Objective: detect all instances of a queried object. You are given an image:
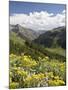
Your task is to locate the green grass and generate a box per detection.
[10,31,25,45]
[45,47,66,57]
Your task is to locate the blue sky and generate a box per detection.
[10,1,66,30]
[9,1,66,15]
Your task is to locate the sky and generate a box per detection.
[9,1,66,31]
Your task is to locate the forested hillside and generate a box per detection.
[34,26,66,49]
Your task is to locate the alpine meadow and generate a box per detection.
[9,1,66,89]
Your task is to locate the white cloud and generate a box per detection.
[10,10,66,31]
[62,10,66,14]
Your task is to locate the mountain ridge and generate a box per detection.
[10,24,66,49]
[33,26,66,49]
[10,24,46,41]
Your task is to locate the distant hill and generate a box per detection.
[10,24,44,41]
[34,26,66,49]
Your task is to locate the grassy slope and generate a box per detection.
[10,31,25,45]
[10,31,66,61]
[45,47,66,57]
[10,31,45,59]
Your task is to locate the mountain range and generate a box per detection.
[10,24,66,60]
[10,24,44,41]
[10,24,66,49]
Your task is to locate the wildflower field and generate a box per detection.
[9,54,66,88]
